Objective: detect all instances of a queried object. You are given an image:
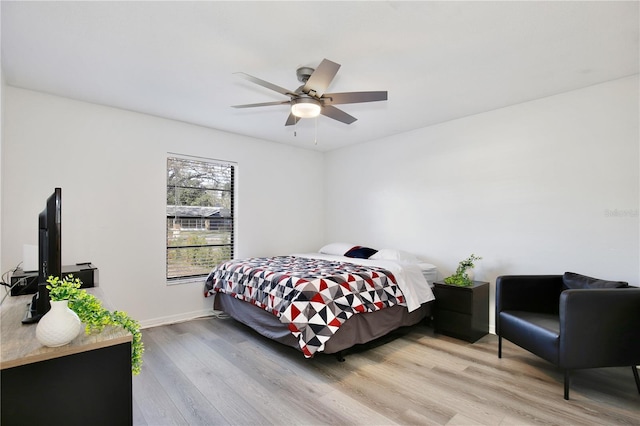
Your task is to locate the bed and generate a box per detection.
[204,243,437,358]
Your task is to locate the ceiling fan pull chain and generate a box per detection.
[314,116,318,145]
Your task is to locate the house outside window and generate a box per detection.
[166,155,234,281]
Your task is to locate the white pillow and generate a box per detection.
[370,248,420,263]
[418,262,437,271]
[318,242,356,256]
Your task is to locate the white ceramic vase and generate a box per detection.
[36,300,82,347]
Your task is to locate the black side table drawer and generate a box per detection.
[434,288,473,314]
[436,310,473,339]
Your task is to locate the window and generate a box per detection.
[166,155,234,281]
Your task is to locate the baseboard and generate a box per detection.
[139,309,215,329]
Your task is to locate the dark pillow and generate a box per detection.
[344,246,378,259]
[563,272,628,289]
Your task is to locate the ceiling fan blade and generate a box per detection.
[323,91,388,105]
[303,59,340,98]
[320,105,357,125]
[285,113,300,126]
[234,72,295,97]
[232,100,291,109]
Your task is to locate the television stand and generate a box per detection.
[21,295,38,323]
[21,293,43,324]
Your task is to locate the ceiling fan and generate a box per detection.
[232,59,388,126]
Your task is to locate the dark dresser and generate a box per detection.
[433,280,489,342]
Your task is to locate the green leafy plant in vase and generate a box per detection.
[46,275,144,375]
[444,254,482,287]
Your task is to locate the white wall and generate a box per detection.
[3,77,638,333]
[1,87,324,327]
[324,76,639,332]
[0,7,4,273]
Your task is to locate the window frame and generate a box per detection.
[166,153,236,285]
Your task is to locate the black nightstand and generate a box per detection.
[433,280,489,343]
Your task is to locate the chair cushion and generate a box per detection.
[562,272,628,289]
[500,311,560,364]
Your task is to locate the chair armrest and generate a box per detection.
[560,288,640,369]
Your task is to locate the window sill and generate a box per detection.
[166,276,206,286]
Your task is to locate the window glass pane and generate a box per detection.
[167,156,234,281]
[166,245,232,279]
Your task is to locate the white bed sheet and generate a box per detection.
[293,253,436,312]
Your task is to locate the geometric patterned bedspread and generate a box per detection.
[204,256,405,357]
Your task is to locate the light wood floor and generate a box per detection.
[132,315,640,425]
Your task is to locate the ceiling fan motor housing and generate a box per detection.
[296,66,315,83]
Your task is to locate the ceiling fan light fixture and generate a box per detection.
[291,98,321,118]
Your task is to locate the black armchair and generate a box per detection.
[496,273,640,400]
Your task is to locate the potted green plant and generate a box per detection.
[444,254,482,287]
[46,275,144,375]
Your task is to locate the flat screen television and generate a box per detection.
[22,188,62,324]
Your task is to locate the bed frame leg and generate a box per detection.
[335,351,346,362]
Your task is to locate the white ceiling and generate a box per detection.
[2,1,638,151]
